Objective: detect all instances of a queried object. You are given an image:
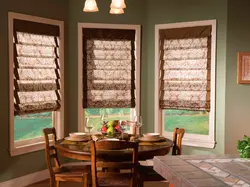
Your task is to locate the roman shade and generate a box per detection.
[13,19,61,115]
[159,26,212,111]
[82,28,136,108]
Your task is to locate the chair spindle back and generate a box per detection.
[90,140,139,187]
[43,127,61,178]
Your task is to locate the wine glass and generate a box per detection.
[119,120,127,140]
[85,118,94,135]
[133,115,143,137]
[101,114,108,125]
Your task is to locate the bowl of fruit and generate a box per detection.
[100,120,122,137]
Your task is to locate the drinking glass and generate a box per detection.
[101,114,108,125]
[85,118,94,134]
[133,115,143,137]
[119,120,127,140]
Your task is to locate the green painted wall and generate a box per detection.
[144,0,228,155]
[225,0,250,154]
[0,0,68,182]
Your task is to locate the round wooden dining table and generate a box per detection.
[55,138,173,161]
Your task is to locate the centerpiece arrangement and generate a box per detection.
[100,120,122,137]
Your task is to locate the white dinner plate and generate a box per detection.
[65,136,91,142]
[69,132,88,138]
[139,136,166,142]
[101,138,120,141]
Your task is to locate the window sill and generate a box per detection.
[164,135,216,149]
[182,138,216,149]
[10,141,45,156]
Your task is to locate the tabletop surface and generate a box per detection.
[55,138,173,161]
[154,154,250,187]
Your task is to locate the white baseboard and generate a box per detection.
[0,169,49,187]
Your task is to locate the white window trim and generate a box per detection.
[154,20,216,148]
[78,23,141,132]
[8,12,65,156]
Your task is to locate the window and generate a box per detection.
[155,20,216,148]
[9,12,64,156]
[78,23,141,132]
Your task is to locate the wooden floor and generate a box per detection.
[25,179,169,187]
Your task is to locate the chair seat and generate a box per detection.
[54,165,91,179]
[138,165,165,181]
[98,176,131,187]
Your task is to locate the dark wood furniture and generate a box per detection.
[90,140,139,187]
[43,128,91,187]
[172,128,185,155]
[137,128,185,187]
[55,138,173,161]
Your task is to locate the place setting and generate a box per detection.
[139,133,166,142]
[63,115,169,146]
[65,132,91,142]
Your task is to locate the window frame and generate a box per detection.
[8,12,64,156]
[78,23,141,132]
[154,20,216,148]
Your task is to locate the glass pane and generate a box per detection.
[14,112,52,141]
[164,109,209,135]
[84,108,131,132]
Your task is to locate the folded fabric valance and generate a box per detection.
[159,25,212,111]
[13,19,61,115]
[82,28,136,108]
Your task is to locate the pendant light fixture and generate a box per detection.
[110,8,124,14]
[110,0,126,9]
[83,0,99,12]
[83,0,126,14]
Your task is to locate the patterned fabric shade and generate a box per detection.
[13,20,61,115]
[159,26,212,111]
[82,28,136,108]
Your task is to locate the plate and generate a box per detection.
[143,133,160,139]
[69,132,88,138]
[139,136,166,142]
[101,138,120,141]
[65,136,91,142]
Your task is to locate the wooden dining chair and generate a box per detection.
[137,128,185,187]
[90,140,139,187]
[43,127,91,187]
[171,128,185,155]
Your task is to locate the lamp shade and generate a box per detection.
[83,0,99,12]
[110,0,126,9]
[109,7,124,14]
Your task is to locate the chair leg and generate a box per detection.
[83,176,88,187]
[56,181,60,187]
[50,179,55,187]
[138,180,143,187]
